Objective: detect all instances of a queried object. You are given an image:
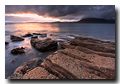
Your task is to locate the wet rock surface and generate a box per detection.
[10,35,24,41]
[15,36,115,79]
[11,47,25,54]
[9,57,43,79]
[22,32,33,37]
[30,38,58,52]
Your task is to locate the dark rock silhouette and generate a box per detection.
[77,18,115,23]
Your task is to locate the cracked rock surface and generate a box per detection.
[22,36,115,79]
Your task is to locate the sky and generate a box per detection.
[5,5,115,22]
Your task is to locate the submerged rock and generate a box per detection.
[11,47,25,54]
[30,38,57,52]
[10,58,16,63]
[10,35,24,41]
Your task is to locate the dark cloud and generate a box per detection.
[5,5,115,20]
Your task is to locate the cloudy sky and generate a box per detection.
[5,5,115,22]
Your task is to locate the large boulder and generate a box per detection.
[30,38,57,52]
[10,35,24,41]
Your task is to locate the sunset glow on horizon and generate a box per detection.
[5,13,79,22]
[5,13,60,22]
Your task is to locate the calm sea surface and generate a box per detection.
[5,22,115,78]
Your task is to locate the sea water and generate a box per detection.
[5,22,115,78]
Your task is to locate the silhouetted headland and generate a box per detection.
[52,18,115,23]
[77,18,115,23]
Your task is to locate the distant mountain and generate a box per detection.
[77,18,115,23]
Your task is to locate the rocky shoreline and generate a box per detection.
[7,34,115,79]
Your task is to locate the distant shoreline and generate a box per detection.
[5,21,115,25]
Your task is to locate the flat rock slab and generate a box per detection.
[30,38,57,52]
[70,38,115,54]
[56,48,115,79]
[60,40,115,58]
[57,48,115,67]
[23,67,59,79]
[75,46,115,58]
[61,42,76,49]
[43,52,104,79]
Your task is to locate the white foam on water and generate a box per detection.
[67,36,75,39]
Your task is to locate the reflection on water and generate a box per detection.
[12,23,60,35]
[5,23,63,78]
